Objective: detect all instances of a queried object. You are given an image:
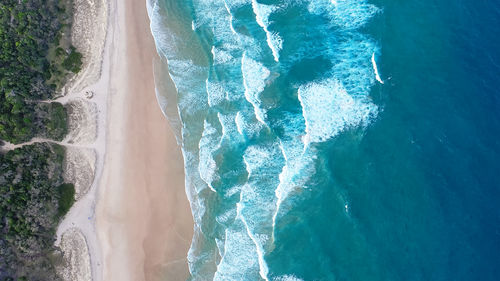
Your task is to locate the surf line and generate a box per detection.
[371,52,384,84]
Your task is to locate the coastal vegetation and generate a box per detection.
[0,0,82,279]
[0,144,74,280]
[0,0,81,144]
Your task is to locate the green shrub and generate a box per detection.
[57,183,75,218]
[62,46,83,73]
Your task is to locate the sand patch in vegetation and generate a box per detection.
[64,0,108,94]
[57,228,92,281]
[64,147,97,200]
[64,98,98,145]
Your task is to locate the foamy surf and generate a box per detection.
[251,0,283,62]
[148,0,382,279]
[298,78,378,144]
[241,53,270,124]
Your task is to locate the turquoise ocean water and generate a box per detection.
[147,0,500,280]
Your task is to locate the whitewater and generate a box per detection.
[147,0,382,279]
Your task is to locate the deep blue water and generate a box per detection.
[147,0,500,280]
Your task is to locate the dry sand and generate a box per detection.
[57,228,92,281]
[55,0,110,279]
[96,0,193,280]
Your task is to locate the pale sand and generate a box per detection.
[64,99,98,145]
[64,0,108,95]
[54,0,193,279]
[56,228,92,281]
[64,146,97,200]
[55,0,110,278]
[96,0,193,280]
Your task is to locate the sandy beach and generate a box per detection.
[97,0,193,279]
[55,0,194,280]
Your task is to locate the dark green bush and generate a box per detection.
[0,0,77,144]
[0,0,78,279]
[62,46,83,73]
[57,183,75,218]
[0,143,66,280]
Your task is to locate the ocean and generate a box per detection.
[147,0,500,280]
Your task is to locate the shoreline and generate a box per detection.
[55,0,193,280]
[52,0,194,280]
[97,0,194,278]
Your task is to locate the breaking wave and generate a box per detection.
[147,0,382,279]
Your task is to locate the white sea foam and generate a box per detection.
[214,226,260,280]
[274,275,304,281]
[149,1,185,59]
[183,149,210,196]
[243,145,278,176]
[235,111,244,135]
[330,37,378,97]
[217,112,240,142]
[271,126,318,244]
[298,78,378,144]
[251,0,282,62]
[193,0,241,50]
[149,0,213,120]
[237,201,270,281]
[206,79,226,107]
[242,144,284,252]
[371,52,384,84]
[215,237,226,261]
[187,224,212,276]
[217,113,228,145]
[223,0,249,8]
[241,53,270,124]
[216,208,237,225]
[235,180,278,281]
[150,0,383,278]
[223,1,238,35]
[224,184,243,198]
[211,46,235,65]
[198,120,221,192]
[234,110,264,138]
[308,0,380,29]
[166,59,209,115]
[273,143,312,214]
